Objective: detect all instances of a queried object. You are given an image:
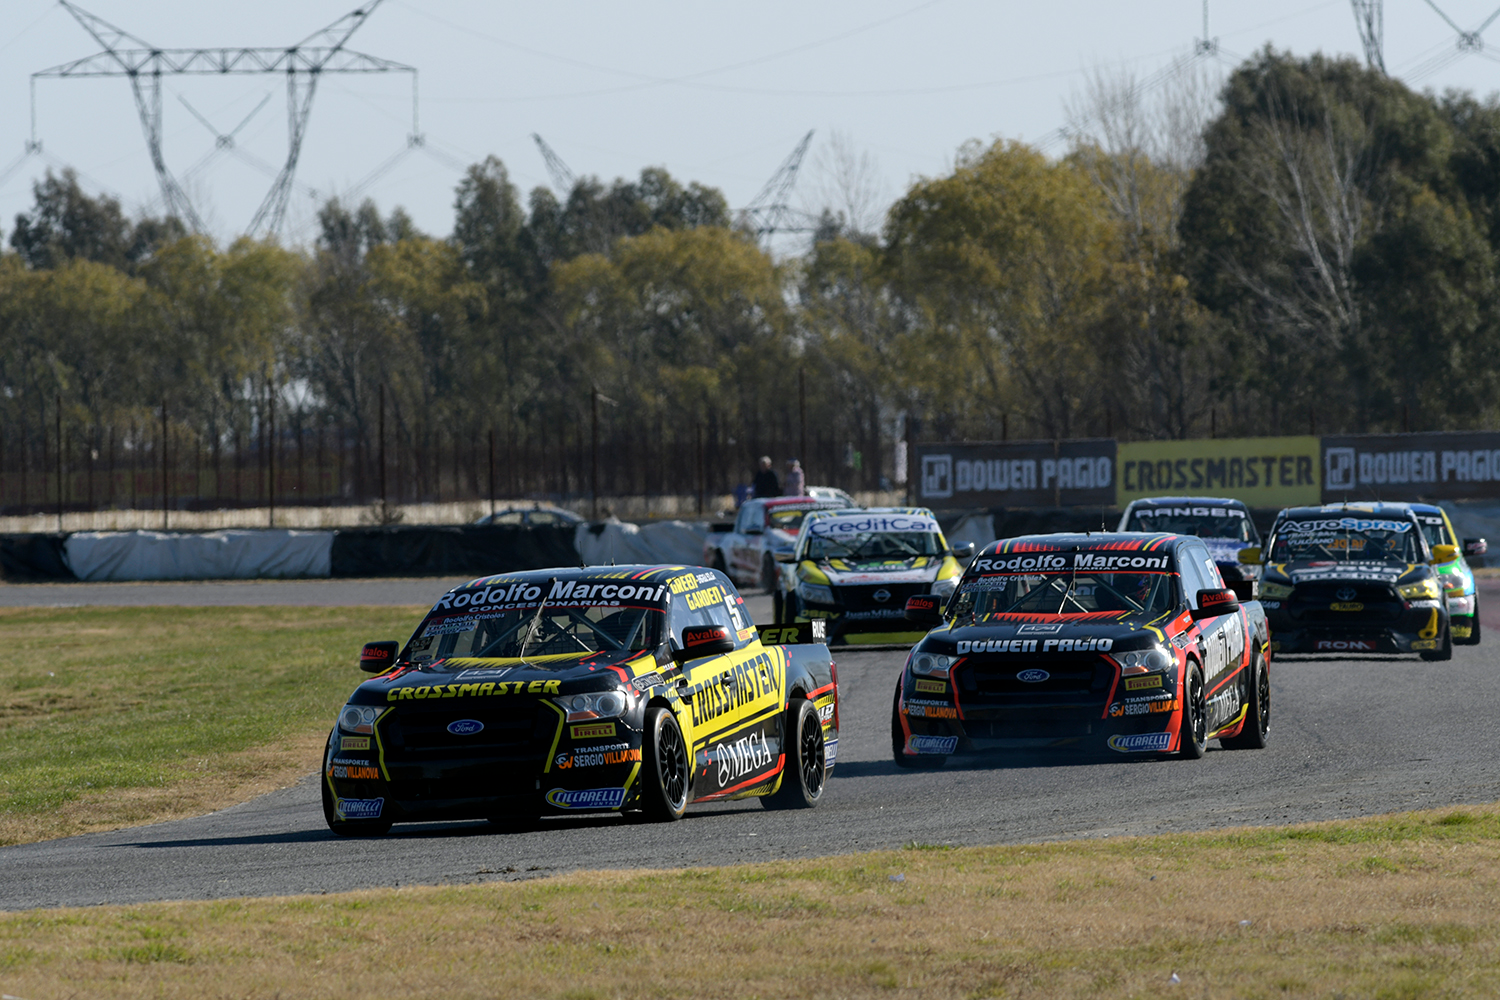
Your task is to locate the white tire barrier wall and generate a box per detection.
[63,529,335,582]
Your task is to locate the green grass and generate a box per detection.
[0,605,421,843]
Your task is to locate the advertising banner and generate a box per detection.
[915,440,1116,508]
[1321,431,1500,502]
[1117,436,1321,508]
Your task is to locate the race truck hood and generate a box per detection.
[1266,559,1432,587]
[351,649,663,705]
[918,611,1177,656]
[815,556,942,586]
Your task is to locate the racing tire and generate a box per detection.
[710,553,727,574]
[761,555,778,594]
[891,681,945,770]
[1456,605,1481,646]
[640,706,690,822]
[1420,625,1454,662]
[1178,665,1208,759]
[773,589,784,624]
[321,750,393,837]
[1220,649,1269,750]
[763,699,826,809]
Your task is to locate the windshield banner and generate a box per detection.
[1117,437,1320,508]
[916,440,1116,508]
[1322,432,1500,502]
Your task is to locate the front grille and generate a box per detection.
[835,582,930,612]
[954,656,1114,701]
[383,699,555,762]
[1290,582,1401,623]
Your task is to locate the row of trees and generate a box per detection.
[3,49,1499,512]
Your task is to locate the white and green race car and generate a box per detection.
[775,507,971,645]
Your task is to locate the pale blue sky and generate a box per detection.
[1,0,1496,247]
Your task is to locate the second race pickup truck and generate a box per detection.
[704,497,848,591]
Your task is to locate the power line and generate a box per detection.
[31,0,418,238]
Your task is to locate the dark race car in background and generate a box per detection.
[1249,504,1453,660]
[893,533,1271,765]
[1118,496,1262,586]
[323,565,838,835]
[1386,502,1485,646]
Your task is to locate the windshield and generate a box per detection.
[950,570,1177,620]
[406,602,664,664]
[1269,517,1422,563]
[769,508,818,532]
[1415,515,1451,548]
[1126,506,1254,541]
[807,530,944,560]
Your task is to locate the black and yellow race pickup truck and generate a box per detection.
[323,565,837,835]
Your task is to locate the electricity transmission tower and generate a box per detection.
[532,134,577,195]
[740,130,816,241]
[32,0,416,237]
[1352,0,1386,73]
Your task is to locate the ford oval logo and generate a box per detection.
[1017,669,1050,683]
[447,719,484,736]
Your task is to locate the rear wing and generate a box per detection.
[756,620,827,645]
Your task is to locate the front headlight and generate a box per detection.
[1438,573,1466,597]
[339,704,380,734]
[800,582,835,605]
[1260,581,1294,600]
[910,651,957,678]
[1113,645,1175,675]
[1398,578,1442,601]
[553,689,631,723]
[930,577,958,600]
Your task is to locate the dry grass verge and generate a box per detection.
[3,805,1500,998]
[0,606,423,845]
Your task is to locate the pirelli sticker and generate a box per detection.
[1124,675,1163,691]
[571,722,617,740]
[914,679,947,694]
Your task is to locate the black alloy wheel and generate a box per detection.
[764,699,826,809]
[641,706,690,821]
[761,554,778,593]
[890,681,946,770]
[1178,665,1208,759]
[321,733,393,837]
[1220,650,1270,750]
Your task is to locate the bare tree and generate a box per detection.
[808,130,889,238]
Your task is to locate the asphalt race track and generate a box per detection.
[1,583,1498,910]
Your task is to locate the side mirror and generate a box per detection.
[672,625,736,663]
[1431,544,1458,564]
[948,542,976,559]
[360,641,399,672]
[905,594,943,627]
[1190,588,1240,621]
[1464,538,1488,557]
[1237,547,1263,565]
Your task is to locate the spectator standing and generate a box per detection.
[784,458,806,497]
[752,456,781,498]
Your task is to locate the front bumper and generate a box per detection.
[325,703,646,822]
[894,656,1182,756]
